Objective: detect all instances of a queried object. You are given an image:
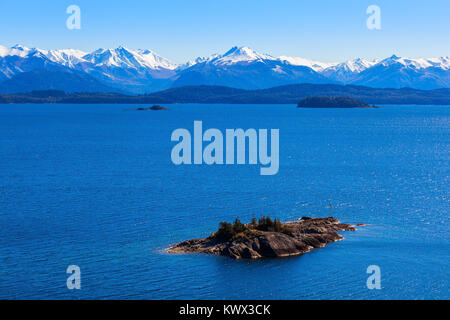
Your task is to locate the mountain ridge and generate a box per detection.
[1,44,449,93]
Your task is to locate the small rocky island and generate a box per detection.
[297,96,377,108]
[168,216,359,259]
[134,105,168,111]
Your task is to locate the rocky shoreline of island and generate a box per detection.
[168,216,362,259]
[297,96,377,108]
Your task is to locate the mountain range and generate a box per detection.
[0,44,449,94]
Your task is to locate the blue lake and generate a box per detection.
[0,103,448,299]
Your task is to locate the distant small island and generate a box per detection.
[297,96,377,108]
[168,216,360,259]
[134,105,168,111]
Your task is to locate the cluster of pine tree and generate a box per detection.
[253,217,286,233]
[214,216,291,241]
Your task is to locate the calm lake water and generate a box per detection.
[0,104,448,299]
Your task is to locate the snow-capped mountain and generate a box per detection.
[82,46,178,70]
[76,46,178,93]
[177,47,273,71]
[376,54,450,70]
[320,58,379,82]
[0,45,178,93]
[0,45,63,82]
[278,56,336,72]
[350,55,450,89]
[41,49,88,67]
[173,46,334,89]
[0,44,449,93]
[208,46,277,65]
[0,44,34,58]
[173,46,450,90]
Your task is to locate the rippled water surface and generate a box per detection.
[0,104,448,299]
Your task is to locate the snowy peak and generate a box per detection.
[1,44,450,92]
[209,46,276,65]
[340,58,378,72]
[2,44,449,72]
[178,54,221,70]
[134,48,178,70]
[0,45,178,71]
[82,46,178,70]
[0,45,11,57]
[378,54,410,67]
[377,55,450,70]
[278,56,336,71]
[325,58,378,73]
[180,46,277,69]
[224,46,274,60]
[0,44,32,57]
[0,45,86,67]
[83,47,133,67]
[427,56,450,70]
[40,49,87,67]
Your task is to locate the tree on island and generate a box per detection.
[214,216,292,241]
[297,96,375,108]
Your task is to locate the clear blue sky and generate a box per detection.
[1,0,449,63]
